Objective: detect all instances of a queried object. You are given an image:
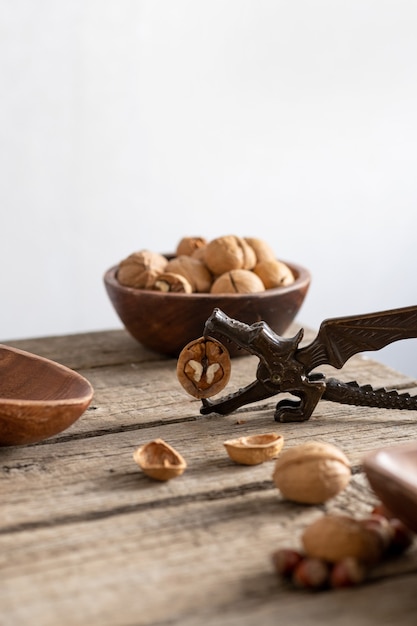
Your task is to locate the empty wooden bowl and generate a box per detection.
[363,442,417,533]
[103,258,311,357]
[0,344,94,446]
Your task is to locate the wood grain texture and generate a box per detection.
[2,327,417,625]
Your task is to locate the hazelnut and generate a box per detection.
[386,518,415,555]
[244,237,277,263]
[292,557,330,590]
[203,235,257,275]
[254,260,295,289]
[223,432,284,465]
[271,548,304,577]
[302,514,384,565]
[360,514,394,551]
[210,269,265,294]
[175,236,207,256]
[330,557,367,588]
[165,255,212,292]
[272,441,351,504]
[117,250,168,289]
[152,272,193,293]
[133,439,187,481]
[177,336,231,399]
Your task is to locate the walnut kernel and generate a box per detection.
[177,336,231,399]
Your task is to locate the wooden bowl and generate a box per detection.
[103,258,311,357]
[363,442,417,533]
[0,344,94,446]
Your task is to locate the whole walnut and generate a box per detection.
[204,235,257,276]
[165,255,212,292]
[117,250,168,289]
[210,269,265,294]
[302,515,384,565]
[272,441,351,504]
[175,236,207,257]
[244,237,277,263]
[254,260,295,289]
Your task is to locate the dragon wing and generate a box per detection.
[295,305,417,372]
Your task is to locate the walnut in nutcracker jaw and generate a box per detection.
[176,337,231,399]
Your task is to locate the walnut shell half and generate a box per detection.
[224,432,284,465]
[133,439,187,481]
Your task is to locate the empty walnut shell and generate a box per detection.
[133,439,187,481]
[224,432,284,465]
[272,441,351,504]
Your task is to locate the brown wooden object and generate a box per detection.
[0,344,94,445]
[103,259,311,357]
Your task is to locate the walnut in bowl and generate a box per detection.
[103,236,311,357]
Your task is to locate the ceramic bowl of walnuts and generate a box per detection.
[103,235,311,357]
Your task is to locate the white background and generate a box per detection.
[1,1,417,376]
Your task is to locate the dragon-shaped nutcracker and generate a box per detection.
[199,306,417,422]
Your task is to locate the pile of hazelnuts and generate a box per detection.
[116,235,295,294]
[272,503,414,591]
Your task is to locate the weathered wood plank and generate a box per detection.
[2,327,417,626]
[2,329,162,370]
[1,482,416,626]
[2,399,417,530]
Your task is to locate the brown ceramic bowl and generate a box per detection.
[103,258,311,357]
[0,344,94,446]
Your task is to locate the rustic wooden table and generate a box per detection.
[2,324,417,626]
